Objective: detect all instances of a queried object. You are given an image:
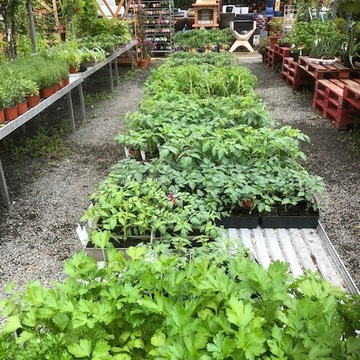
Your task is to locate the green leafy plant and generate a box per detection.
[3,122,71,160]
[269,17,284,36]
[341,22,360,68]
[174,28,233,51]
[285,19,342,56]
[309,35,342,59]
[255,37,270,55]
[1,242,360,359]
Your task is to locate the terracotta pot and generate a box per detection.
[269,36,279,49]
[62,76,70,87]
[54,83,61,92]
[0,109,5,124]
[69,66,78,74]
[26,95,40,108]
[4,106,18,121]
[138,58,151,69]
[40,85,56,99]
[17,100,28,115]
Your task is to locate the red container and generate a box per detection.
[17,100,28,115]
[4,106,18,121]
[26,95,41,108]
[0,109,5,124]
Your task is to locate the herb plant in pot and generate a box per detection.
[21,78,40,108]
[0,69,21,121]
[308,35,342,64]
[138,40,155,68]
[268,17,284,48]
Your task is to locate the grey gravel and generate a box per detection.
[0,55,359,298]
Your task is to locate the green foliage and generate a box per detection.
[338,0,360,14]
[286,19,342,56]
[2,123,71,160]
[5,54,69,90]
[0,67,25,108]
[82,52,325,243]
[309,35,343,59]
[255,37,270,55]
[167,51,238,66]
[1,244,359,359]
[341,22,360,67]
[145,62,257,98]
[174,28,233,49]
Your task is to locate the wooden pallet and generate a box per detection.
[281,57,313,90]
[343,81,360,111]
[298,57,350,79]
[313,79,357,130]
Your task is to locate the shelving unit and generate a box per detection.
[142,0,174,54]
[283,5,296,34]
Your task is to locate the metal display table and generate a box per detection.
[0,40,138,206]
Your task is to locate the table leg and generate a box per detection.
[108,62,114,92]
[78,83,86,121]
[67,91,76,133]
[114,59,119,87]
[0,159,10,207]
[130,49,134,70]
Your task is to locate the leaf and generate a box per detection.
[126,246,147,260]
[68,339,92,358]
[92,230,111,249]
[92,340,111,359]
[207,333,234,359]
[179,156,192,169]
[53,313,71,331]
[114,355,131,360]
[16,330,35,344]
[226,297,254,327]
[3,315,22,334]
[151,331,166,348]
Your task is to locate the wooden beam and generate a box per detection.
[99,0,115,17]
[52,0,59,29]
[115,0,125,17]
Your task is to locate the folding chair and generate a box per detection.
[228,20,257,53]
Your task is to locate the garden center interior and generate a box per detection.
[1,0,360,358]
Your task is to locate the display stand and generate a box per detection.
[142,0,174,54]
[283,5,296,33]
[0,41,138,206]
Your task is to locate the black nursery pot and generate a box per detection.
[260,205,319,229]
[215,207,260,229]
[292,52,300,62]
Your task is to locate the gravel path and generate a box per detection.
[0,55,359,297]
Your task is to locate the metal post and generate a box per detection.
[108,62,114,92]
[0,160,10,207]
[78,83,86,120]
[130,49,134,70]
[114,59,119,87]
[67,91,76,133]
[27,1,37,54]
